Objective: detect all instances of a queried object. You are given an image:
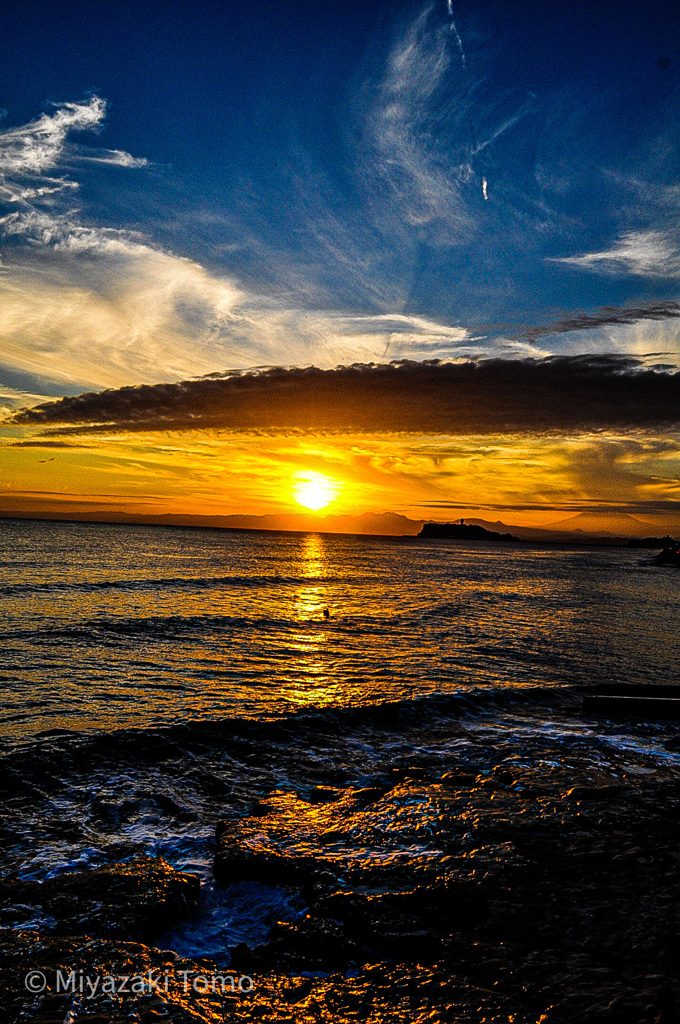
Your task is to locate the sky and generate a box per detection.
[1,0,680,532]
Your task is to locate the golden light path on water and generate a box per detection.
[1,519,680,739]
[288,533,342,708]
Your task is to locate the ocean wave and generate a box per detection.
[0,572,345,597]
[0,604,461,643]
[0,612,359,644]
[0,684,576,780]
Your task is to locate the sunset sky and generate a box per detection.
[1,0,680,532]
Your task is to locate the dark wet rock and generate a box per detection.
[385,766,436,784]
[237,914,363,972]
[0,929,544,1024]
[214,785,447,889]
[565,783,629,801]
[305,785,342,804]
[209,754,680,1022]
[655,986,680,1024]
[0,855,199,941]
[313,876,488,948]
[0,932,236,1023]
[214,782,497,970]
[4,712,680,1022]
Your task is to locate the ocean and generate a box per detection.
[1,517,680,983]
[3,518,678,737]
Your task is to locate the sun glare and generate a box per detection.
[293,472,339,511]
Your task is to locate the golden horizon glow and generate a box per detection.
[293,471,340,511]
[2,427,680,536]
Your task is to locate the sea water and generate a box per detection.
[1,518,679,957]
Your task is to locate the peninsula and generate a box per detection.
[418,521,521,542]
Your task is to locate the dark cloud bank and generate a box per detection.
[10,356,680,435]
[517,301,680,342]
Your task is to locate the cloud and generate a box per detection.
[361,6,472,242]
[0,97,145,207]
[446,2,466,69]
[0,13,675,405]
[0,97,105,178]
[0,89,486,389]
[0,179,79,204]
[0,246,249,389]
[71,146,148,169]
[0,210,142,249]
[9,440,78,448]
[10,355,680,435]
[419,499,680,515]
[566,437,678,501]
[0,382,57,419]
[0,97,147,205]
[0,241,481,389]
[550,230,680,278]
[0,98,203,388]
[517,301,680,342]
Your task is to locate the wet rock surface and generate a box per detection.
[218,758,680,1022]
[2,703,680,1022]
[0,932,546,1023]
[0,855,199,941]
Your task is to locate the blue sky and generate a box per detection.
[2,0,680,408]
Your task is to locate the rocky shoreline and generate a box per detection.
[2,729,680,1024]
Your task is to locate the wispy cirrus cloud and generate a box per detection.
[69,145,148,169]
[359,4,531,244]
[0,96,145,205]
[365,6,470,237]
[0,97,105,177]
[0,246,247,389]
[550,230,680,278]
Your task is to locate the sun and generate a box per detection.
[293,472,339,511]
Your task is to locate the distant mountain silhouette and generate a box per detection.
[0,507,423,537]
[541,512,654,536]
[204,511,423,536]
[463,517,653,545]
[1,503,677,544]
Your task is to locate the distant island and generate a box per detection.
[626,535,678,549]
[2,506,678,545]
[419,521,520,542]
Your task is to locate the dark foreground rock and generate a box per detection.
[0,855,199,941]
[0,931,238,1024]
[3,929,680,1024]
[0,931,542,1023]
[3,748,680,1022]
[216,760,680,1023]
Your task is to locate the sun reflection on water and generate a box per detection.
[5,522,680,739]
[287,534,342,708]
